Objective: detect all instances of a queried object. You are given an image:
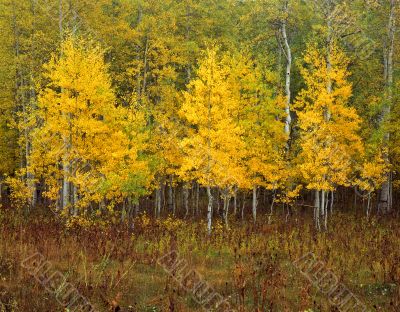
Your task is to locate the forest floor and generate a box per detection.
[0,206,399,311]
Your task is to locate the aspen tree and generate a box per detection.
[28,37,151,217]
[179,48,247,232]
[295,43,364,230]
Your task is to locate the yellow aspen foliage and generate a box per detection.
[295,43,364,191]
[179,47,247,192]
[356,151,388,193]
[19,37,151,214]
[228,53,287,191]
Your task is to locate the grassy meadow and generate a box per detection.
[1,206,399,312]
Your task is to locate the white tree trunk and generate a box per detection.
[378,0,396,214]
[62,162,69,210]
[252,186,257,223]
[155,183,162,218]
[281,0,292,137]
[223,194,230,227]
[314,190,320,231]
[207,186,213,235]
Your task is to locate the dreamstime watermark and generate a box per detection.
[21,251,96,312]
[294,252,368,311]
[158,251,235,311]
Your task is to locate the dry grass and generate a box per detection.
[1,206,400,311]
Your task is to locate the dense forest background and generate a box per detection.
[0,0,399,231]
[3,1,400,311]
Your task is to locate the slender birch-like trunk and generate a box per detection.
[142,38,149,97]
[59,0,70,212]
[216,188,220,214]
[183,183,189,218]
[233,186,237,215]
[378,0,396,214]
[206,59,213,234]
[172,186,176,216]
[252,186,257,223]
[321,190,325,226]
[195,183,199,216]
[241,192,246,221]
[367,193,371,217]
[155,182,162,218]
[314,190,320,231]
[281,0,292,137]
[207,186,213,235]
[28,0,37,208]
[323,191,328,230]
[270,189,276,215]
[168,177,173,213]
[121,198,126,223]
[72,184,78,216]
[223,192,230,227]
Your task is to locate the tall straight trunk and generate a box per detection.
[28,0,37,207]
[59,0,63,39]
[252,186,257,223]
[142,38,149,97]
[183,183,189,218]
[154,188,158,217]
[185,3,192,83]
[314,1,334,229]
[168,177,173,213]
[367,193,371,217]
[195,183,199,216]
[270,189,276,215]
[206,56,213,233]
[330,191,334,214]
[121,198,126,223]
[223,194,230,227]
[72,184,78,216]
[325,2,333,120]
[354,187,357,210]
[191,182,195,216]
[314,190,320,231]
[134,203,139,217]
[71,2,78,35]
[241,192,246,220]
[62,162,70,210]
[59,0,71,212]
[135,7,143,98]
[233,187,237,215]
[26,131,35,207]
[281,0,292,137]
[215,188,220,214]
[155,183,162,218]
[12,0,36,209]
[172,186,176,216]
[11,0,23,174]
[127,199,134,232]
[323,191,328,230]
[207,186,213,235]
[379,0,396,214]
